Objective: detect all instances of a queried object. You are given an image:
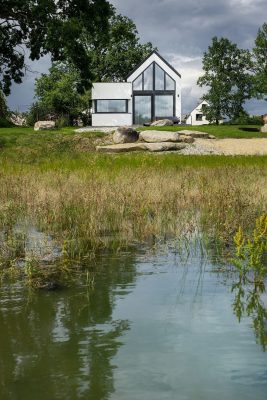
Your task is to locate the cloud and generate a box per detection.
[6,0,267,115]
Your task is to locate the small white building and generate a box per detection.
[92,51,181,127]
[186,100,210,126]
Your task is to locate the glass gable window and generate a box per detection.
[155,95,174,118]
[143,64,153,90]
[133,74,143,90]
[96,100,127,113]
[155,64,165,90]
[165,74,175,90]
[133,62,176,92]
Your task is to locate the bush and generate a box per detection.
[0,117,13,127]
[56,116,70,128]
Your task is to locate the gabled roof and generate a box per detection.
[126,50,181,80]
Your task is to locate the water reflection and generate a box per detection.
[232,274,267,351]
[0,251,137,400]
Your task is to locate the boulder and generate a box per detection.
[34,121,55,131]
[139,130,180,143]
[151,119,174,127]
[113,126,139,144]
[262,114,267,124]
[179,130,210,138]
[208,135,216,139]
[144,142,186,152]
[96,143,147,153]
[179,135,195,143]
[260,124,267,133]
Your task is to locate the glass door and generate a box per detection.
[134,95,152,125]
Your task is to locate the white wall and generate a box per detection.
[92,82,132,100]
[92,113,132,127]
[127,52,182,121]
[92,83,132,127]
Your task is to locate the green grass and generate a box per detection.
[138,124,267,138]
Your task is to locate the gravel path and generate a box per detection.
[191,138,267,155]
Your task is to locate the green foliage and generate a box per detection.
[88,14,156,82]
[253,23,267,100]
[232,214,267,349]
[0,0,113,95]
[229,110,262,125]
[31,63,91,125]
[198,37,253,124]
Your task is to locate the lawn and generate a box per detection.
[139,124,267,138]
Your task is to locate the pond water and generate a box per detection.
[0,246,266,399]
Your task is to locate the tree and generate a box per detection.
[33,62,90,125]
[0,90,8,118]
[87,14,155,82]
[197,37,253,124]
[253,23,267,100]
[0,0,113,95]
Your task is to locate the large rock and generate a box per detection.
[179,130,210,138]
[150,119,174,127]
[139,130,180,143]
[96,143,147,153]
[179,134,195,143]
[144,142,186,152]
[113,126,139,144]
[260,124,267,133]
[34,121,55,131]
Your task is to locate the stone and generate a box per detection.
[113,126,139,144]
[150,119,174,127]
[262,114,267,124]
[139,130,180,143]
[260,124,267,133]
[208,135,216,139]
[179,134,195,143]
[144,142,186,152]
[96,143,147,153]
[34,121,55,131]
[178,130,210,138]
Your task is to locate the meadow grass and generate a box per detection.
[0,126,267,287]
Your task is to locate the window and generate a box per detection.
[155,95,174,118]
[165,74,175,90]
[155,64,165,90]
[201,104,208,113]
[132,62,176,92]
[143,64,153,90]
[196,114,203,121]
[96,100,128,113]
[133,74,142,90]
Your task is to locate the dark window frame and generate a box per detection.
[95,99,129,114]
[132,62,175,92]
[196,114,203,121]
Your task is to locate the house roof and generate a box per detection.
[126,50,181,80]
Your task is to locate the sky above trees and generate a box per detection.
[7,0,267,114]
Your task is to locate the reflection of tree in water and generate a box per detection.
[0,250,138,400]
[232,274,267,351]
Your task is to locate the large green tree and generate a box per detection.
[33,62,90,124]
[0,0,113,95]
[87,14,155,82]
[197,37,253,124]
[253,23,267,101]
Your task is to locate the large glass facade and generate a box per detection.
[133,74,142,91]
[134,96,152,124]
[165,74,175,90]
[155,95,174,118]
[96,100,127,113]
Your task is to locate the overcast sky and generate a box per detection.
[7,0,266,114]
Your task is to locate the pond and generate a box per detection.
[0,244,266,399]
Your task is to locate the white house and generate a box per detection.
[186,100,210,126]
[92,51,181,127]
